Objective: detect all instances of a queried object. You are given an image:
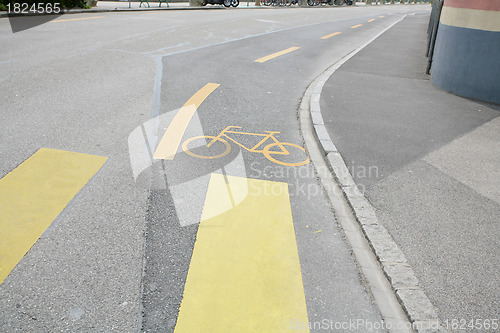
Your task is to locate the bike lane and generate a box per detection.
[131,12,413,332]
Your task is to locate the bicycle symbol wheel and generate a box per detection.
[262,142,310,167]
[182,136,231,159]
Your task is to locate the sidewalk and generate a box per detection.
[314,12,499,330]
[0,1,259,18]
[97,1,193,9]
[95,0,259,9]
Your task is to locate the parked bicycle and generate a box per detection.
[307,0,350,5]
[262,0,298,6]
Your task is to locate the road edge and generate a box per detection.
[299,14,446,333]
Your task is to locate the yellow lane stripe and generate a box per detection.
[0,148,107,285]
[174,174,309,332]
[153,83,220,160]
[368,19,376,22]
[321,31,342,39]
[440,6,500,32]
[51,16,103,23]
[351,24,363,29]
[379,15,385,18]
[254,46,301,63]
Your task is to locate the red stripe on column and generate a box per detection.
[444,0,500,11]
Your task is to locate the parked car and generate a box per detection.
[202,0,239,7]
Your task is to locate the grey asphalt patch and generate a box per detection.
[322,71,499,190]
[423,116,500,205]
[336,15,429,81]
[140,186,198,333]
[321,14,499,190]
[367,159,500,325]
[286,165,387,332]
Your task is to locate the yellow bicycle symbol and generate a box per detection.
[182,126,310,167]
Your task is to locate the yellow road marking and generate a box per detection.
[183,126,310,166]
[174,174,309,332]
[368,19,376,22]
[351,24,363,29]
[321,31,342,39]
[153,83,220,160]
[379,15,385,18]
[255,46,301,63]
[0,148,107,285]
[51,16,103,23]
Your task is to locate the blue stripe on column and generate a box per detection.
[431,23,500,105]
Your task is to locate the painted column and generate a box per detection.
[431,0,500,104]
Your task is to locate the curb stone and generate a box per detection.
[301,14,446,333]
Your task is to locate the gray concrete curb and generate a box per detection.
[301,15,446,333]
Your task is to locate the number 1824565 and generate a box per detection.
[7,3,61,14]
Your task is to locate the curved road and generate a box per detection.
[0,5,429,332]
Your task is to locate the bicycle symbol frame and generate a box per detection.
[182,126,310,166]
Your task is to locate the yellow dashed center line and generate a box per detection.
[321,31,342,39]
[379,15,385,18]
[254,46,300,63]
[351,24,363,29]
[51,16,103,23]
[368,19,376,22]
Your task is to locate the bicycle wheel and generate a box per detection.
[262,142,310,167]
[182,136,231,160]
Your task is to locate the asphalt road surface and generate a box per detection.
[1,5,430,332]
